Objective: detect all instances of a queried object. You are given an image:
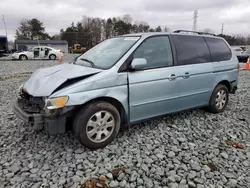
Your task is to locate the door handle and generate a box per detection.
[168,74,177,81]
[182,72,190,79]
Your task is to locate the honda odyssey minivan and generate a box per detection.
[13,30,239,149]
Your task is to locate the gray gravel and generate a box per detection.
[0,60,250,188]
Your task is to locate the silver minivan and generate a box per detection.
[13,30,239,149]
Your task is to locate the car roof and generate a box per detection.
[33,46,54,49]
[122,32,221,39]
[122,32,170,37]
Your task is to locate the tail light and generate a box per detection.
[237,64,240,72]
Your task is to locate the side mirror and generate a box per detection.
[130,58,147,70]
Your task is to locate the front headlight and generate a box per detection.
[45,96,69,109]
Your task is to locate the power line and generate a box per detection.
[221,23,224,35]
[2,15,8,37]
[193,10,198,31]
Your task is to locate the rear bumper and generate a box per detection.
[13,99,67,134]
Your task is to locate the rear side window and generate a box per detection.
[205,38,232,62]
[172,35,211,65]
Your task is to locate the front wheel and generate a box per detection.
[19,55,28,61]
[73,102,121,149]
[208,84,229,113]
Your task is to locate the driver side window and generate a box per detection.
[133,36,173,70]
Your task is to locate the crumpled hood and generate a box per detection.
[23,63,102,97]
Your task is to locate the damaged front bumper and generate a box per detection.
[13,99,73,135]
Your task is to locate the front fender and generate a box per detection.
[65,84,128,116]
[50,72,129,117]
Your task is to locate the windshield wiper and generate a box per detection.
[80,58,96,68]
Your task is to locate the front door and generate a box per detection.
[39,47,45,59]
[44,47,50,58]
[33,47,40,58]
[127,36,180,123]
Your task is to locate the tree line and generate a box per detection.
[15,14,250,48]
[59,14,168,48]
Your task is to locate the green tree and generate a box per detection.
[155,26,162,32]
[114,20,132,35]
[217,34,248,45]
[15,19,31,39]
[15,18,50,40]
[103,18,113,39]
[61,22,78,47]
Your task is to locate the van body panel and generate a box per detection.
[51,70,129,117]
[176,63,214,110]
[128,67,180,122]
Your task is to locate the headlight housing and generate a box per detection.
[45,96,69,109]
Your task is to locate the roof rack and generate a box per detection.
[173,30,216,36]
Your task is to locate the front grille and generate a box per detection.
[19,91,45,113]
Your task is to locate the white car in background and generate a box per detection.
[12,46,63,61]
[231,46,244,56]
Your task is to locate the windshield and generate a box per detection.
[73,36,140,69]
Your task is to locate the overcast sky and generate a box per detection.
[0,0,249,41]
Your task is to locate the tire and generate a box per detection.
[49,54,56,60]
[207,84,229,113]
[19,55,28,61]
[73,102,121,149]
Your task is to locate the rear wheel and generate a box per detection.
[49,54,56,60]
[208,84,229,113]
[73,102,121,149]
[19,55,28,61]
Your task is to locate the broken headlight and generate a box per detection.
[45,96,69,110]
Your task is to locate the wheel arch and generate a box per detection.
[217,80,230,91]
[19,54,28,59]
[49,53,57,59]
[209,79,230,104]
[75,96,128,126]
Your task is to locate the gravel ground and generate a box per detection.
[0,60,250,188]
[0,54,78,77]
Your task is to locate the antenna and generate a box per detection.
[221,23,224,35]
[2,15,8,37]
[193,10,198,31]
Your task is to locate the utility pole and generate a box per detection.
[193,10,198,31]
[221,23,224,35]
[2,15,8,37]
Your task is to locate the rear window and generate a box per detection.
[172,35,211,65]
[205,38,232,62]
